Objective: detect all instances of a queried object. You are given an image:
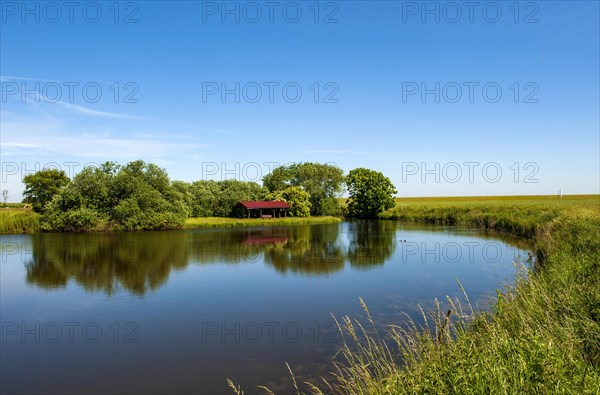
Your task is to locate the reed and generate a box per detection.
[0,209,40,234]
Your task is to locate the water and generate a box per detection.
[0,221,530,394]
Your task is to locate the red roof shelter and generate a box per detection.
[238,201,290,218]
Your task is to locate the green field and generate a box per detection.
[293,194,600,394]
[184,216,341,229]
[392,194,599,208]
[379,194,599,239]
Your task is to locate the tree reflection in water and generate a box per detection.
[25,222,400,295]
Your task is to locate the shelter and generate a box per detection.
[237,201,290,218]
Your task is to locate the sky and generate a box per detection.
[1,0,599,199]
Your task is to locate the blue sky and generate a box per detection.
[1,1,599,198]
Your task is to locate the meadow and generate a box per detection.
[380,194,599,238]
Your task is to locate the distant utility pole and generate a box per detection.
[1,189,8,205]
[559,188,563,199]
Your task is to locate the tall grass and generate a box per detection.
[242,197,600,394]
[380,194,599,240]
[320,206,599,394]
[0,209,40,234]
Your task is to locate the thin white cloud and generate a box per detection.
[0,75,56,82]
[1,114,207,160]
[1,142,43,148]
[2,76,148,120]
[57,101,144,120]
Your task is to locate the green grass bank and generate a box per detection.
[295,195,599,394]
[0,209,341,234]
[184,216,341,229]
[0,209,40,234]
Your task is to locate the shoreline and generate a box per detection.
[0,210,341,234]
[183,216,341,229]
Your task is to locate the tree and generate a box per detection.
[23,169,70,213]
[171,181,193,217]
[106,161,188,230]
[70,166,114,214]
[40,160,189,232]
[187,180,267,217]
[267,186,311,217]
[346,168,397,219]
[263,162,344,216]
[2,189,8,206]
[189,180,220,217]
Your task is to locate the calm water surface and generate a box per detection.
[0,221,530,394]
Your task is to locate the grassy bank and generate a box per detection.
[0,209,40,234]
[380,194,599,239]
[184,216,341,229]
[297,195,599,394]
[0,209,341,234]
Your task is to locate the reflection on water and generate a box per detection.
[1,222,531,394]
[25,222,407,294]
[26,232,188,294]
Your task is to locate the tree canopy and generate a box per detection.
[41,161,188,231]
[266,186,311,217]
[346,168,397,219]
[262,162,344,216]
[172,180,267,218]
[23,169,71,213]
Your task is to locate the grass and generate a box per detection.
[245,195,600,394]
[184,216,341,229]
[0,209,340,234]
[0,208,40,234]
[1,202,29,209]
[380,194,600,239]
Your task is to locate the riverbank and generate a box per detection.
[381,194,599,238]
[0,209,40,234]
[184,216,341,229]
[0,209,341,234]
[302,195,599,394]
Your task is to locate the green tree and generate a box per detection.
[346,168,397,219]
[23,169,70,213]
[267,186,311,217]
[263,162,344,216]
[40,160,188,231]
[171,181,194,217]
[214,180,267,217]
[187,180,267,217]
[189,180,220,217]
[108,161,187,230]
[70,166,114,214]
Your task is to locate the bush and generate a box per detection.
[40,160,189,232]
[41,207,103,232]
[267,186,311,217]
